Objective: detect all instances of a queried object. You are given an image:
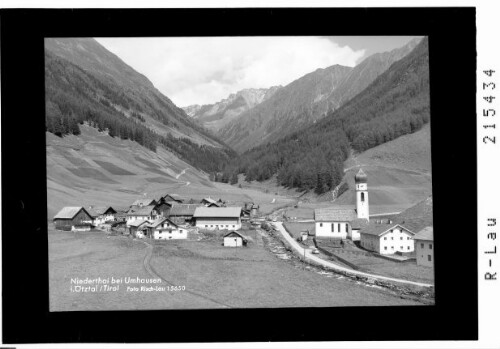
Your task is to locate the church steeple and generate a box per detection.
[355,169,369,220]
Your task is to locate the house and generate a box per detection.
[145,217,188,240]
[128,219,151,238]
[250,204,259,217]
[159,194,183,204]
[126,205,159,226]
[223,231,247,247]
[201,197,220,207]
[414,226,433,267]
[87,206,117,225]
[359,222,415,255]
[314,169,370,240]
[167,204,202,225]
[193,207,243,230]
[130,198,157,208]
[359,196,433,255]
[53,206,94,231]
[154,201,173,217]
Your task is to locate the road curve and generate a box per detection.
[273,222,433,288]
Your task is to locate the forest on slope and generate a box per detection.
[217,38,430,195]
[45,39,236,173]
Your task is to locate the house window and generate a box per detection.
[338,224,340,232]
[384,246,387,250]
[391,246,394,249]
[400,246,403,249]
[361,192,365,202]
[407,246,410,250]
[384,237,387,240]
[400,237,403,240]
[429,244,433,249]
[428,255,432,262]
[320,223,323,227]
[391,237,394,240]
[211,225,213,227]
[233,225,235,228]
[205,225,208,228]
[407,237,410,240]
[331,224,334,232]
[421,243,424,248]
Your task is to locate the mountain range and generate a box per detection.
[45,38,235,173]
[183,86,281,131]
[214,37,422,153]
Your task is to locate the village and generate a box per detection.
[52,168,434,286]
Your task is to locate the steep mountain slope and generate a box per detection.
[218,65,352,152]
[45,38,235,173]
[183,86,281,131]
[220,38,430,196]
[218,38,422,153]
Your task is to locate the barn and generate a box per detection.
[223,231,247,247]
[413,226,434,267]
[53,207,93,231]
[193,207,242,230]
[159,194,184,204]
[167,204,202,225]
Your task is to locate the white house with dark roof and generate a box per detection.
[223,231,248,247]
[359,222,415,254]
[314,169,370,239]
[87,206,117,226]
[145,217,188,240]
[193,207,242,230]
[414,226,433,267]
[126,205,159,226]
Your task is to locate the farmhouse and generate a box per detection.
[314,169,370,239]
[87,206,117,226]
[414,226,433,267]
[126,205,159,226]
[168,204,202,225]
[154,201,173,217]
[130,198,157,208]
[193,207,243,230]
[128,219,150,238]
[145,217,188,240]
[359,222,415,254]
[223,231,247,247]
[53,206,93,231]
[201,197,219,206]
[159,194,183,204]
[359,196,433,255]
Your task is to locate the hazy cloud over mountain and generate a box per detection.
[96,37,366,106]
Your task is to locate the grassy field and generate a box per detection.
[49,226,422,311]
[316,241,434,284]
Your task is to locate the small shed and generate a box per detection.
[53,206,93,231]
[128,219,151,238]
[223,231,247,247]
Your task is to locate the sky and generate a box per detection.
[96,36,420,107]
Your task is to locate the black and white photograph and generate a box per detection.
[46,35,434,311]
[1,4,487,347]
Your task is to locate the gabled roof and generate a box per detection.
[146,217,178,229]
[224,231,247,240]
[87,206,116,217]
[201,197,218,204]
[131,198,157,207]
[413,226,433,241]
[162,194,183,202]
[361,223,414,237]
[314,207,357,222]
[169,204,202,216]
[54,206,91,220]
[193,207,242,218]
[127,205,156,216]
[394,196,433,234]
[128,219,150,227]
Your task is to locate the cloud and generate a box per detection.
[96,37,365,106]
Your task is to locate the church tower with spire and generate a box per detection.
[355,168,369,220]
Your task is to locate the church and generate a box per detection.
[314,169,370,240]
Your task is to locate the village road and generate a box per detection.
[273,222,433,288]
